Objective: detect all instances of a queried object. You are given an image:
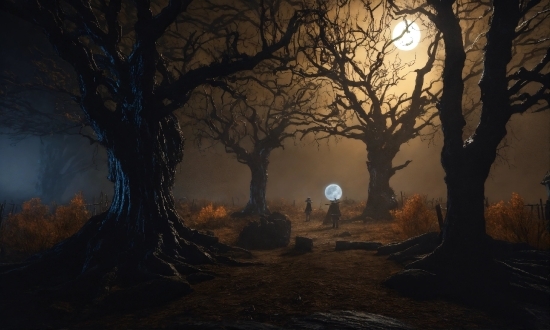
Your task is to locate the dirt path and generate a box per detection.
[75,219,516,329]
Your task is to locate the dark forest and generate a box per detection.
[0,1,549,329]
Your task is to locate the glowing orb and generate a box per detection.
[392,20,421,51]
[325,184,343,201]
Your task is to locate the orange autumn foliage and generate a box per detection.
[0,194,89,259]
[485,193,549,250]
[390,194,439,239]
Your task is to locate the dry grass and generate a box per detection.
[485,193,550,250]
[390,194,439,239]
[0,193,89,259]
[175,198,368,245]
[388,192,549,250]
[3,193,546,262]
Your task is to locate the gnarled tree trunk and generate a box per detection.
[235,151,271,216]
[362,148,399,220]
[81,114,215,275]
[435,0,516,255]
[0,114,231,303]
[384,1,550,313]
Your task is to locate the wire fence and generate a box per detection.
[397,192,548,221]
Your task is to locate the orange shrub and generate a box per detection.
[0,194,89,260]
[0,198,54,255]
[191,203,229,229]
[52,193,89,240]
[485,193,549,250]
[391,194,438,239]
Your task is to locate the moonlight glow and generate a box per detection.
[392,20,421,51]
[325,184,343,201]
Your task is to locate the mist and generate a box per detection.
[1,106,548,209]
[175,108,549,207]
[0,9,548,210]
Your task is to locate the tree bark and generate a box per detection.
[437,0,517,253]
[79,113,215,275]
[235,152,271,216]
[362,149,399,220]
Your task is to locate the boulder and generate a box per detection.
[295,236,313,252]
[237,212,291,250]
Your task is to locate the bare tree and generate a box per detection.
[185,72,319,216]
[36,135,103,203]
[296,0,442,219]
[0,72,82,140]
[384,0,550,306]
[0,0,316,302]
[458,0,547,161]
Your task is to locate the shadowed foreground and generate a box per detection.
[2,215,546,330]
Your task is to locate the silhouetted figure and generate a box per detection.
[305,197,312,222]
[329,199,341,228]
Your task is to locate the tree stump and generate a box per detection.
[295,236,313,252]
[237,212,291,250]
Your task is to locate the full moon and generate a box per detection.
[325,184,343,201]
[392,20,421,51]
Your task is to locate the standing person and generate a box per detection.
[330,199,341,228]
[305,197,313,222]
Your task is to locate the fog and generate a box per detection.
[0,103,548,209]
[175,110,549,207]
[0,10,548,210]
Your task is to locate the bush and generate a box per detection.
[391,194,438,239]
[190,203,229,229]
[0,193,89,260]
[485,193,549,250]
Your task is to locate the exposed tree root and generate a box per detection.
[380,235,550,328]
[0,212,253,311]
[376,232,440,259]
